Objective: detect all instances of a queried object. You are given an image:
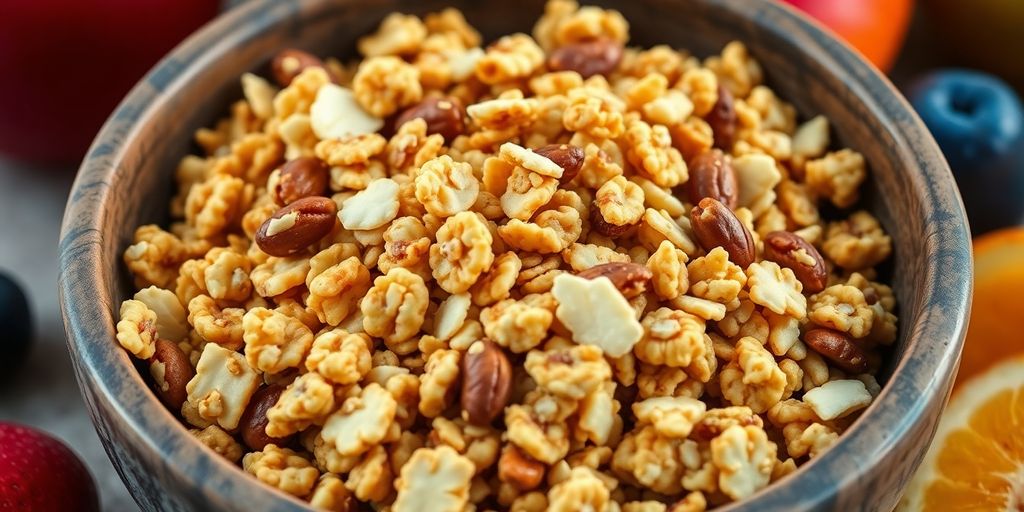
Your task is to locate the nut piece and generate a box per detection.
[763,231,828,294]
[802,379,873,420]
[338,178,401,231]
[256,197,337,257]
[547,38,624,78]
[687,149,738,209]
[273,157,329,205]
[689,198,755,268]
[149,339,194,411]
[498,445,546,491]
[705,84,736,150]
[551,273,643,357]
[310,83,385,140]
[576,262,653,299]
[395,96,465,141]
[460,339,513,426]
[534,143,585,184]
[500,142,566,179]
[238,384,288,451]
[184,343,261,430]
[271,49,327,87]
[803,328,869,373]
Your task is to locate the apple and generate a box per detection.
[781,0,914,73]
[907,69,1024,235]
[0,272,32,378]
[0,0,219,165]
[0,423,100,511]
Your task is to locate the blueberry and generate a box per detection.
[907,69,1024,235]
[0,271,32,375]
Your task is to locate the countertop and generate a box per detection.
[0,157,137,511]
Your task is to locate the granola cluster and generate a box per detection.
[114,2,898,510]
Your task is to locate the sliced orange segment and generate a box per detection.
[959,228,1024,385]
[899,358,1024,511]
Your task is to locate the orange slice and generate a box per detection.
[958,228,1024,386]
[899,357,1024,511]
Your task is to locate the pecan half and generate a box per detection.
[273,157,330,206]
[687,149,738,208]
[535,143,585,184]
[460,340,512,426]
[689,198,755,268]
[148,339,194,411]
[498,445,546,491]
[270,49,327,87]
[394,96,466,142]
[576,262,653,298]
[763,231,828,293]
[547,38,624,78]
[238,384,289,451]
[255,196,337,257]
[705,84,737,150]
[804,328,869,373]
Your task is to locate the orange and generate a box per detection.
[899,357,1024,511]
[782,0,914,72]
[958,228,1024,386]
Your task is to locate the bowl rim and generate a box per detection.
[58,0,973,510]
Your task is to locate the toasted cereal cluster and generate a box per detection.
[115,2,898,509]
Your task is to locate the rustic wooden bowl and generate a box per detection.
[58,0,972,510]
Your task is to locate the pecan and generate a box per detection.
[498,445,546,491]
[148,339,194,411]
[270,49,327,87]
[273,157,330,206]
[255,196,337,257]
[804,328,869,373]
[238,384,289,451]
[687,149,738,208]
[394,96,465,141]
[689,198,755,268]
[460,340,512,426]
[576,262,653,298]
[763,231,828,293]
[589,204,634,238]
[705,84,737,150]
[547,38,624,78]
[534,143,585,184]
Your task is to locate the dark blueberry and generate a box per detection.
[907,69,1024,234]
[0,271,32,376]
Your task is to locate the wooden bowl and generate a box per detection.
[58,0,972,510]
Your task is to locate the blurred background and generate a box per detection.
[0,0,1021,510]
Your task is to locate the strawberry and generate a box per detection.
[0,423,99,511]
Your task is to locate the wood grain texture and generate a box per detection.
[57,0,972,510]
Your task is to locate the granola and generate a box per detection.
[114,4,900,508]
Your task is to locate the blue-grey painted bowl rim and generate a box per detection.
[58,0,973,510]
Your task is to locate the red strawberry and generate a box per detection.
[0,423,99,511]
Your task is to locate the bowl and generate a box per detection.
[58,0,973,510]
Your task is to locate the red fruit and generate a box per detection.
[0,1,218,164]
[0,423,99,512]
